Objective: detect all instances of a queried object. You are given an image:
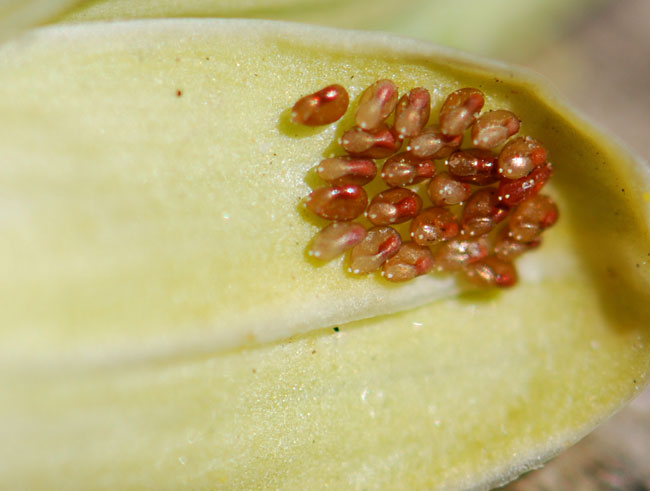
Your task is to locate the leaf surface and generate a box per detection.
[1,20,649,488]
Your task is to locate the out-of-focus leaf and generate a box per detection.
[53,0,610,59]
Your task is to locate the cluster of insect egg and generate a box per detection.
[292,81,558,287]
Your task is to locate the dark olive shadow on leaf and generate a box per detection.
[277,107,330,138]
[455,285,501,304]
[296,197,329,229]
[303,164,322,190]
[536,103,650,337]
[563,182,650,336]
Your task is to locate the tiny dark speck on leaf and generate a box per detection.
[252,368,257,374]
[312,350,316,354]
[634,379,637,384]
[176,90,183,97]
[333,327,340,332]
[621,188,625,193]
